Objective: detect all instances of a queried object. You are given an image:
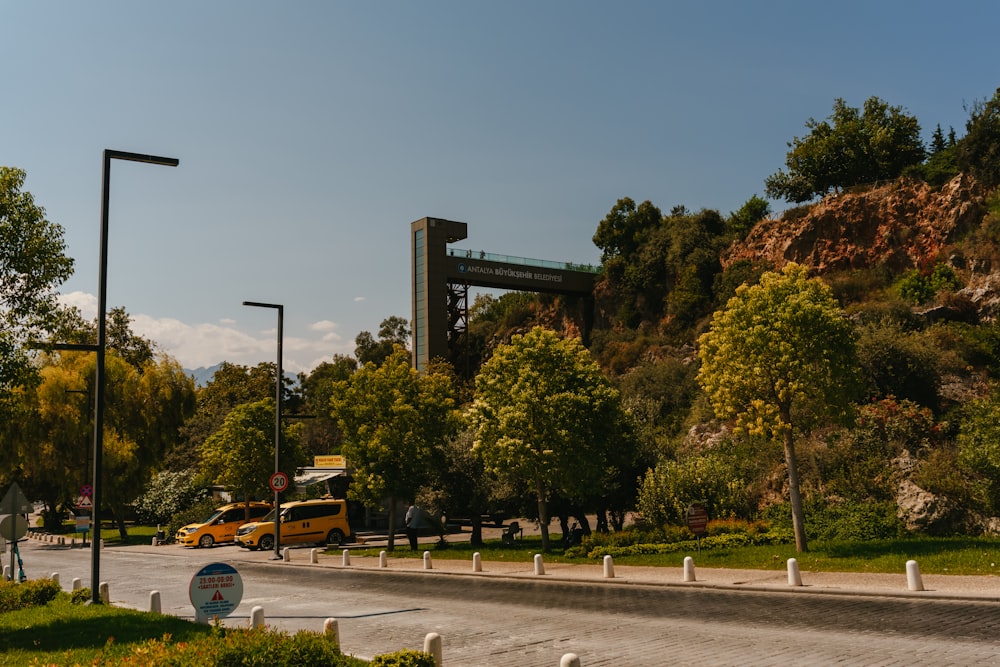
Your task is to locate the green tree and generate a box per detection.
[470,327,631,552]
[168,361,283,471]
[697,263,859,552]
[727,194,771,239]
[297,354,358,460]
[958,87,1000,188]
[355,315,411,366]
[329,346,459,551]
[0,166,74,464]
[765,97,924,202]
[200,398,304,506]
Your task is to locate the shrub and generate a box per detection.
[0,577,61,612]
[94,625,353,666]
[762,500,907,541]
[71,587,91,604]
[370,648,437,667]
[134,469,208,526]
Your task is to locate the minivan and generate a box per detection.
[235,498,352,550]
[175,501,272,548]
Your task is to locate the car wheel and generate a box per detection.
[198,534,214,548]
[258,534,275,552]
[326,529,345,546]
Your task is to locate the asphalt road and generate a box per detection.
[15,538,1000,666]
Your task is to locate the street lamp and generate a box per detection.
[242,301,284,559]
[91,150,178,602]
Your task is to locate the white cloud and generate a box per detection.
[353,296,366,302]
[59,291,97,320]
[58,292,353,373]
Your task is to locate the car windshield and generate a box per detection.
[259,508,277,523]
[201,509,224,524]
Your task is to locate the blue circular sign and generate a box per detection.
[189,562,243,620]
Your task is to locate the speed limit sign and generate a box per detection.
[269,472,289,492]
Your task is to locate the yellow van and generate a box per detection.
[175,501,272,548]
[235,498,352,551]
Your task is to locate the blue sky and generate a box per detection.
[4,1,998,373]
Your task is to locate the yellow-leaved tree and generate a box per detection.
[697,263,859,552]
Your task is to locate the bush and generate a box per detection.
[370,648,437,667]
[133,469,208,526]
[762,500,907,541]
[0,577,61,612]
[92,625,355,666]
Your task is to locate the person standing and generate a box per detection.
[405,503,419,550]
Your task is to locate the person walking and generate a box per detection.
[405,503,420,550]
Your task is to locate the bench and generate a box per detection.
[501,521,523,545]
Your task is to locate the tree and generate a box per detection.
[697,263,859,552]
[0,166,74,408]
[355,316,411,366]
[765,97,924,202]
[168,361,285,471]
[727,195,771,239]
[200,398,304,505]
[329,346,458,551]
[470,327,631,552]
[958,87,1000,188]
[297,354,357,459]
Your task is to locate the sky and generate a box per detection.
[4,1,999,374]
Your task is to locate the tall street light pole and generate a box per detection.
[242,301,283,560]
[91,150,178,603]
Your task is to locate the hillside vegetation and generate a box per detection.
[465,89,1000,539]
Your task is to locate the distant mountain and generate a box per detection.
[185,363,223,388]
[184,363,300,389]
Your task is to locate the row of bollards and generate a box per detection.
[277,547,931,592]
[26,531,101,549]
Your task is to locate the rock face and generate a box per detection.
[895,478,962,535]
[723,174,988,273]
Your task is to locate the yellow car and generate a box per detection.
[236,498,352,551]
[175,502,272,548]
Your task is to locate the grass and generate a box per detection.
[0,595,214,666]
[341,533,1000,576]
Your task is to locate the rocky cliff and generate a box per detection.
[723,174,990,275]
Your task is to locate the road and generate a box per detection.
[16,538,1000,666]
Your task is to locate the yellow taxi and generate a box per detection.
[175,501,272,548]
[235,498,352,551]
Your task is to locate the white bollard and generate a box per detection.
[250,605,265,628]
[151,537,158,546]
[906,559,924,591]
[99,582,109,604]
[310,548,318,564]
[472,552,482,572]
[379,550,387,568]
[100,539,104,549]
[149,591,161,614]
[534,553,545,575]
[50,572,60,587]
[423,632,443,666]
[561,654,582,667]
[787,557,803,586]
[282,547,291,562]
[683,556,696,582]
[324,618,340,644]
[423,551,433,570]
[603,554,615,579]
[72,577,81,591]
[2,565,9,581]
[343,549,351,566]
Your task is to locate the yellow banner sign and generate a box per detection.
[314,455,346,468]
